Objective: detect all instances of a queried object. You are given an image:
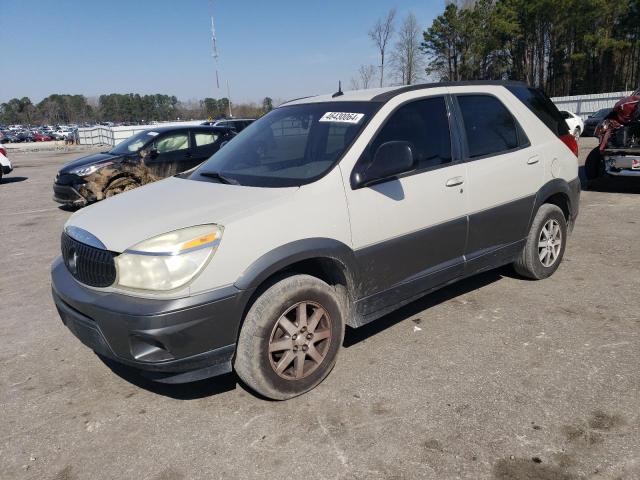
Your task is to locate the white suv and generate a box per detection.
[52,81,580,399]
[0,146,13,182]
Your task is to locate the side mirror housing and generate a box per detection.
[140,147,158,160]
[352,141,415,188]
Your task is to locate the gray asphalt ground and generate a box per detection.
[1,138,638,480]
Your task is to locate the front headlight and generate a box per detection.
[70,161,113,177]
[115,224,223,291]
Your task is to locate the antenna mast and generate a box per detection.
[210,8,220,89]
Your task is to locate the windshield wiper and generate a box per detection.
[199,171,239,185]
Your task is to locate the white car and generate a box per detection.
[52,81,580,399]
[0,146,13,182]
[54,129,73,139]
[559,110,584,138]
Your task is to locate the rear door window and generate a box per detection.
[456,95,523,158]
[194,132,219,147]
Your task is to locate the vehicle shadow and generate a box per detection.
[0,176,28,184]
[97,354,237,400]
[343,267,507,348]
[579,165,640,194]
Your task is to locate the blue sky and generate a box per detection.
[0,0,443,104]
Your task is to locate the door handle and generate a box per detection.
[445,176,464,187]
[527,156,540,165]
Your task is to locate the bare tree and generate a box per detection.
[350,64,378,90]
[368,8,397,87]
[392,12,424,85]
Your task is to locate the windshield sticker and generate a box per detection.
[319,112,365,124]
[147,131,159,136]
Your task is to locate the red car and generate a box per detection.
[584,89,640,187]
[33,132,52,142]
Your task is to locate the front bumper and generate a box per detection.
[51,256,247,383]
[53,183,87,206]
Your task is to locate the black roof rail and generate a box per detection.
[371,80,529,102]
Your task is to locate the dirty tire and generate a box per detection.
[513,204,567,280]
[584,147,603,188]
[104,177,140,198]
[235,274,345,400]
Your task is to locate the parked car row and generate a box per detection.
[201,118,255,132]
[0,124,77,143]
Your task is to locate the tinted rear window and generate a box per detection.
[506,85,569,137]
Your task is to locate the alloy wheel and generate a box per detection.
[268,301,332,380]
[538,219,562,267]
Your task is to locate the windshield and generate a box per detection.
[109,130,156,155]
[190,102,380,187]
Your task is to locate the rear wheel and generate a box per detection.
[235,274,345,400]
[513,204,567,280]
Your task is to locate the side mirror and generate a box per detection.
[353,141,415,188]
[140,147,158,160]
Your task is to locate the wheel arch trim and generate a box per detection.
[530,177,580,231]
[234,238,359,294]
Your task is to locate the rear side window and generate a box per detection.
[457,95,521,158]
[506,85,569,137]
[371,97,452,170]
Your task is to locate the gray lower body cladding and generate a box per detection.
[51,257,246,383]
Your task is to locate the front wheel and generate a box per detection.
[513,204,567,280]
[235,274,345,400]
[104,176,140,198]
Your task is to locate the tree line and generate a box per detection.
[0,93,275,126]
[354,0,640,96]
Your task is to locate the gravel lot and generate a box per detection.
[1,139,638,480]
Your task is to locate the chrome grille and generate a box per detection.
[61,232,117,287]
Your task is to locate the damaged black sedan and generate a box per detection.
[53,125,236,207]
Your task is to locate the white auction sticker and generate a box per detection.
[319,112,365,124]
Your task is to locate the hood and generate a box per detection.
[66,176,296,252]
[59,152,123,174]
